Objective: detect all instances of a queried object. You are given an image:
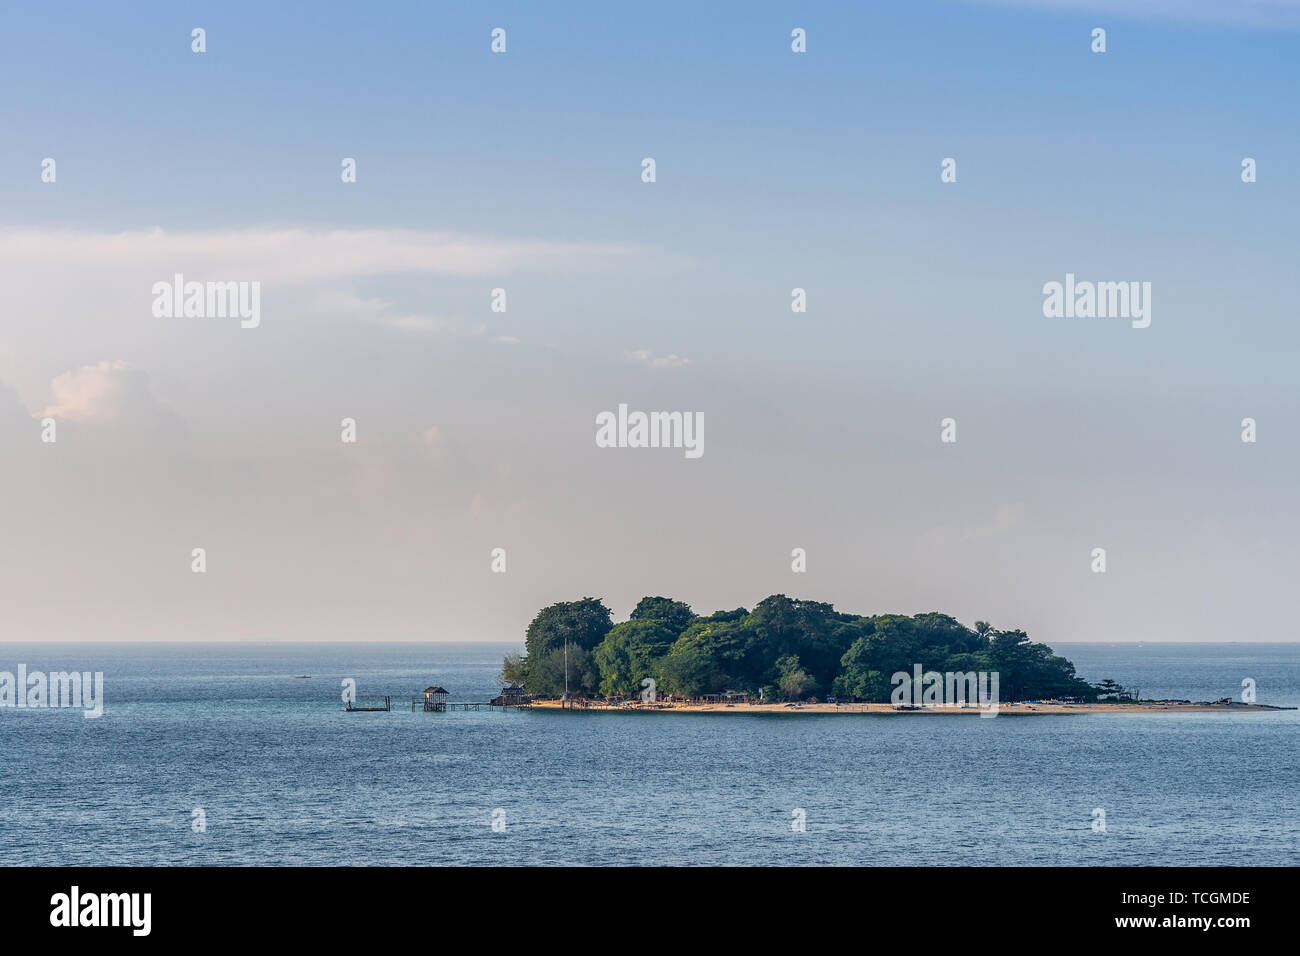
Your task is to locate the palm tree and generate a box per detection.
[974,621,993,643]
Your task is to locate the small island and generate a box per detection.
[501,595,1290,715]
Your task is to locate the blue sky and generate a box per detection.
[7,1,1298,373]
[2,1,1298,641]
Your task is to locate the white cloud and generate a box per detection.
[25,360,189,455]
[321,292,453,334]
[624,348,692,369]
[40,360,136,422]
[0,227,658,283]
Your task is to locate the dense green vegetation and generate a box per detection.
[502,595,1099,702]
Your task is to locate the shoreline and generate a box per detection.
[526,700,1295,715]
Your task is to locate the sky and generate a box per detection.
[2,0,1298,642]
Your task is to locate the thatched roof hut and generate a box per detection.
[417,684,451,712]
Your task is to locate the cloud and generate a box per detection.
[624,348,692,369]
[30,360,189,455]
[0,227,661,284]
[320,291,453,334]
[40,360,140,423]
[0,227,667,352]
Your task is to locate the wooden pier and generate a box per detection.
[411,698,519,712]
[339,686,525,714]
[408,682,528,713]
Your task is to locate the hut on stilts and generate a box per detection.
[418,685,449,712]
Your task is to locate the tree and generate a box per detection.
[499,651,525,687]
[517,598,613,696]
[1095,679,1125,700]
[628,596,696,636]
[987,629,1097,701]
[593,619,676,697]
[746,595,851,690]
[658,616,748,697]
[512,595,1094,706]
[774,654,817,701]
[527,644,599,698]
[833,632,895,701]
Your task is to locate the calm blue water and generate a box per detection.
[0,642,1296,866]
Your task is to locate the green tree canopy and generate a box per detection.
[657,615,749,697]
[1094,678,1125,699]
[506,597,1097,704]
[628,596,697,636]
[520,598,612,695]
[499,651,525,687]
[775,654,818,701]
[592,619,678,697]
[526,644,600,697]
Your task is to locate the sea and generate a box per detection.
[0,642,1295,866]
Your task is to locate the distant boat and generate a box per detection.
[293,675,311,679]
[344,696,391,712]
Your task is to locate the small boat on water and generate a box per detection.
[343,696,391,712]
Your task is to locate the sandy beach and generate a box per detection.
[528,699,1292,715]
